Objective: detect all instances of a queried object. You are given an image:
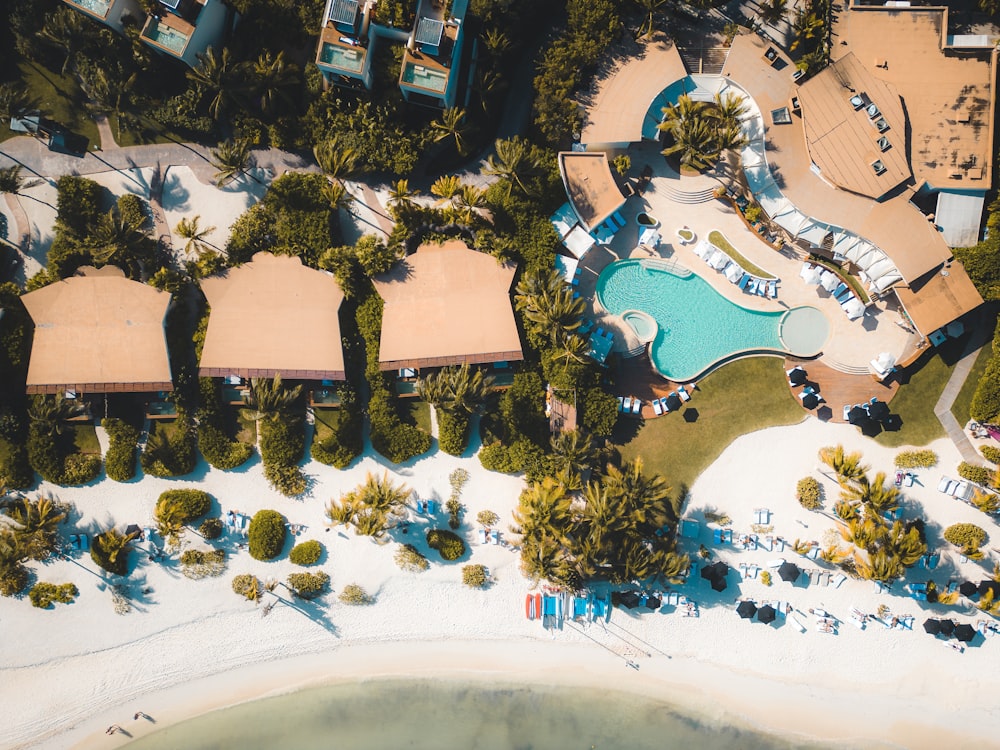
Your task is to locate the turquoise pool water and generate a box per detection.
[319,42,364,72]
[402,63,448,92]
[596,259,828,381]
[142,21,189,54]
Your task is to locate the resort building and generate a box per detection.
[315,0,469,108]
[556,151,629,251]
[138,0,233,67]
[372,240,522,377]
[576,8,991,342]
[21,267,174,397]
[60,0,143,35]
[198,253,347,402]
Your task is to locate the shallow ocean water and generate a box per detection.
[126,679,822,750]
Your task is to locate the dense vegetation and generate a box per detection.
[26,394,101,485]
[0,497,66,596]
[248,375,307,496]
[196,378,254,470]
[326,472,410,539]
[248,509,287,560]
[103,418,139,482]
[289,540,323,566]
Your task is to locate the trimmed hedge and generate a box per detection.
[438,410,470,456]
[248,509,287,560]
[260,418,307,496]
[196,378,253,470]
[894,450,938,469]
[287,571,329,599]
[29,582,78,608]
[156,489,211,524]
[179,548,227,579]
[579,387,620,437]
[981,446,1000,465]
[426,528,466,561]
[27,425,102,485]
[0,440,33,490]
[0,564,29,597]
[310,386,363,468]
[103,418,139,482]
[200,517,224,539]
[970,318,1000,423]
[943,523,988,551]
[796,477,822,510]
[958,461,993,488]
[289,540,323,566]
[141,417,197,477]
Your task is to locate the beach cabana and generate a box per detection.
[198,253,347,382]
[21,266,173,395]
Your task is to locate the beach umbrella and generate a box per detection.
[978,581,1000,598]
[959,581,978,597]
[706,561,729,580]
[788,367,807,386]
[683,407,699,423]
[882,414,902,431]
[645,593,661,609]
[847,405,868,425]
[620,591,642,609]
[711,576,728,592]
[820,270,839,292]
[125,524,143,539]
[801,393,821,410]
[757,604,777,624]
[816,405,833,422]
[737,600,757,619]
[778,561,801,583]
[868,401,890,421]
[922,618,941,635]
[800,265,822,284]
[954,623,976,643]
[664,393,682,412]
[860,418,882,437]
[938,619,955,636]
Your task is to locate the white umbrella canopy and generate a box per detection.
[800,264,822,284]
[843,297,866,320]
[725,263,744,283]
[820,270,840,292]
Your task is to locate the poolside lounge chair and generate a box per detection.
[491,529,500,545]
[937,476,952,493]
[832,282,847,298]
[659,396,671,412]
[756,279,767,297]
[620,395,631,412]
[789,614,807,632]
[832,573,846,588]
[738,274,751,291]
[652,398,663,416]
[768,280,778,298]
[631,398,641,414]
[678,386,690,402]
[478,529,488,544]
[746,278,758,294]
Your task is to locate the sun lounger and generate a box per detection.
[806,546,820,560]
[491,529,500,545]
[831,573,846,588]
[849,612,867,630]
[951,481,971,500]
[631,398,641,414]
[768,280,778,298]
[478,529,487,544]
[937,476,951,493]
[759,536,773,551]
[652,398,663,416]
[746,278,759,294]
[832,282,847,298]
[677,386,691,402]
[789,614,807,632]
[621,395,632,412]
[753,508,770,524]
[616,396,624,412]
[756,279,767,296]
[659,396,671,413]
[874,580,891,594]
[767,558,785,569]
[738,274,751,291]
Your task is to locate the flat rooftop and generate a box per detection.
[373,240,523,371]
[835,6,995,189]
[798,53,911,199]
[22,267,173,394]
[199,253,347,380]
[558,151,627,231]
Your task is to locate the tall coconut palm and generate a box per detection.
[854,548,904,583]
[661,114,719,171]
[482,28,510,60]
[321,179,354,214]
[635,0,668,39]
[39,8,87,77]
[484,138,539,196]
[175,215,217,257]
[760,0,789,25]
[514,268,585,347]
[431,175,463,204]
[603,457,673,532]
[0,165,42,196]
[89,208,148,267]
[551,429,597,482]
[430,107,469,156]
[885,520,926,567]
[511,478,572,545]
[455,185,487,224]
[94,527,136,568]
[790,9,824,51]
[28,394,86,438]
[250,50,299,116]
[247,374,302,423]
[418,363,495,416]
[210,138,254,187]
[314,136,358,180]
[818,444,869,487]
[186,46,244,120]
[841,472,900,516]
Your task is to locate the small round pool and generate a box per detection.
[623,310,657,343]
[596,259,830,381]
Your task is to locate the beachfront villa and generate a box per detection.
[20,266,173,413]
[372,239,522,392]
[315,0,469,108]
[572,6,990,381]
[60,0,143,35]
[198,253,347,405]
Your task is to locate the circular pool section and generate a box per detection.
[623,310,657,343]
[596,259,829,381]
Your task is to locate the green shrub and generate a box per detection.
[248,510,287,560]
[943,523,988,551]
[310,386,363,468]
[200,517,224,540]
[29,582,78,609]
[894,450,938,469]
[26,424,62,483]
[90,530,132,576]
[438,410,470,456]
[156,489,211,524]
[60,453,102,485]
[462,564,489,588]
[958,462,993,487]
[232,573,262,601]
[760,570,772,586]
[446,497,463,530]
[0,564,30,596]
[289,540,323,566]
[180,548,227,579]
[198,422,254,469]
[141,418,197,477]
[264,462,308,496]
[287,571,330,599]
[477,510,500,527]
[339,583,374,605]
[394,543,429,572]
[0,440,33,490]
[579,387,620,436]
[426,528,466,561]
[796,477,822,510]
[981,446,1000,465]
[260,418,307,496]
[103,418,139,481]
[972,491,1000,514]
[970,352,1000,424]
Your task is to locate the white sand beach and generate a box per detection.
[2,419,999,749]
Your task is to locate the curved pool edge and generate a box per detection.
[777,306,831,359]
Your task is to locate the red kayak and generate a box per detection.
[525,594,534,620]
[535,593,542,620]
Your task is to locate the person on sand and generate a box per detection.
[106,725,123,734]
[134,712,150,721]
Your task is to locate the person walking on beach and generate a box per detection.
[134,711,151,721]
[106,725,123,735]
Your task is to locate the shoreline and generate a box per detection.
[39,637,980,750]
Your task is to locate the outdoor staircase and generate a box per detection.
[822,357,870,376]
[649,182,718,205]
[623,343,648,358]
[676,46,731,76]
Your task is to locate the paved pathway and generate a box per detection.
[94,114,118,153]
[934,323,988,465]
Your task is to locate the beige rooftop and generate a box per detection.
[558,151,627,231]
[835,6,995,189]
[579,34,687,146]
[798,54,910,198]
[895,263,983,337]
[199,253,346,380]
[22,266,173,394]
[373,240,523,371]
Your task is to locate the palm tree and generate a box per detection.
[661,114,719,171]
[28,394,86,438]
[7,497,65,561]
[186,46,244,120]
[482,28,510,60]
[321,180,354,214]
[247,374,302,423]
[314,136,358,180]
[818,444,869,487]
[790,9,824,51]
[484,138,539,196]
[455,185,487,224]
[155,496,187,547]
[0,83,34,123]
[514,268,585,347]
[854,548,904,583]
[175,215,217,257]
[325,496,356,527]
[841,472,900,517]
[603,458,673,533]
[331,472,411,538]
[210,138,254,187]
[40,8,87,77]
[550,332,592,370]
[418,363,495,416]
[387,179,416,218]
[431,175,463,203]
[759,0,788,25]
[430,107,469,156]
[635,0,668,38]
[90,208,149,267]
[512,478,573,584]
[94,527,136,569]
[354,471,411,516]
[250,50,299,116]
[0,166,42,196]
[551,429,596,482]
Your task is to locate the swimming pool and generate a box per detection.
[596,259,829,381]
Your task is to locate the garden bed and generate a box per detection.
[707,230,774,279]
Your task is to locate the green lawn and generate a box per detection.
[708,230,773,279]
[613,358,804,500]
[951,343,993,426]
[9,61,100,149]
[71,424,101,455]
[313,407,343,442]
[875,344,959,448]
[399,399,432,435]
[110,113,189,148]
[235,408,257,444]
